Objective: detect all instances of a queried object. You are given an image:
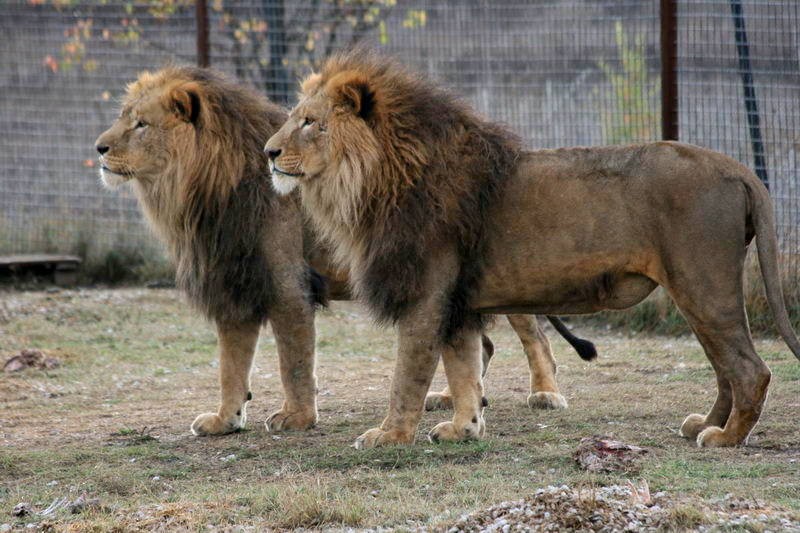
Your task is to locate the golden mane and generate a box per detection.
[125,67,291,323]
[300,50,522,339]
[125,67,285,212]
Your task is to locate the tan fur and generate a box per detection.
[266,52,800,449]
[96,67,319,436]
[95,66,573,439]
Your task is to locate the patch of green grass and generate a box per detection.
[771,363,800,381]
[2,288,798,530]
[668,503,711,529]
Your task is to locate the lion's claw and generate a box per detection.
[697,426,739,447]
[680,413,709,440]
[428,418,485,443]
[191,412,243,436]
[265,409,316,432]
[424,392,454,411]
[353,427,413,449]
[527,391,568,410]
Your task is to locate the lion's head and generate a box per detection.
[95,67,289,323]
[265,50,521,335]
[95,66,286,209]
[264,61,386,213]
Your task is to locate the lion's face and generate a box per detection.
[94,76,199,189]
[263,91,335,195]
[264,71,381,196]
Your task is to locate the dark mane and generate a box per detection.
[128,67,320,323]
[316,50,522,340]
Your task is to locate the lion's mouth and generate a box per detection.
[101,165,134,177]
[270,162,304,178]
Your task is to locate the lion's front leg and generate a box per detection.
[265,299,318,432]
[191,320,259,436]
[354,318,440,449]
[428,329,486,443]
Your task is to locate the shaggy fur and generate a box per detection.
[287,51,522,341]
[95,67,323,436]
[95,65,594,438]
[266,50,799,450]
[127,68,319,322]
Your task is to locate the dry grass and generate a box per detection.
[1,288,798,531]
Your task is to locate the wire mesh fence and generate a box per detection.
[0,0,797,275]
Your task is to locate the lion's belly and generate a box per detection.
[474,157,662,315]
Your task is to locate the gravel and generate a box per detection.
[440,484,800,532]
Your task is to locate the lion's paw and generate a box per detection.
[191,412,243,436]
[679,413,708,440]
[353,428,414,450]
[265,409,317,432]
[527,391,568,410]
[697,426,740,448]
[425,392,454,411]
[428,418,485,443]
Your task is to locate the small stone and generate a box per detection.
[12,503,31,517]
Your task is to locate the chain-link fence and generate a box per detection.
[1,0,798,275]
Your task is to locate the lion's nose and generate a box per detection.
[266,148,281,161]
[96,144,110,155]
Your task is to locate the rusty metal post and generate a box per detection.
[660,0,678,141]
[196,0,210,68]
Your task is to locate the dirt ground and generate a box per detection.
[1,288,798,531]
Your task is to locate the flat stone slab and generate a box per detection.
[0,254,82,269]
[0,254,82,285]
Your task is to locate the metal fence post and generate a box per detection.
[196,0,210,68]
[729,0,768,189]
[660,0,678,141]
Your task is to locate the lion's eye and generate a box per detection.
[302,117,315,128]
[135,120,148,129]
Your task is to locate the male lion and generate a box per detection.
[93,66,594,437]
[265,50,800,449]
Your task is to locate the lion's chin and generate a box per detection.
[271,173,299,196]
[99,168,132,189]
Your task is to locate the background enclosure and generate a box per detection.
[1,0,798,276]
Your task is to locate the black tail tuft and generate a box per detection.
[308,268,329,309]
[570,337,598,361]
[546,316,598,361]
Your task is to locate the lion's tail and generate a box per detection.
[746,177,800,360]
[547,316,598,361]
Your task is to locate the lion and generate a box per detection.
[93,66,595,437]
[264,49,800,449]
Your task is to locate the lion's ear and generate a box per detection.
[168,83,201,124]
[326,71,374,120]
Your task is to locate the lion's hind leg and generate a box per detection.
[428,329,486,443]
[667,288,770,447]
[191,320,259,436]
[425,334,494,411]
[507,315,568,409]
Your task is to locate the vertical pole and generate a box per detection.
[730,0,768,189]
[660,0,678,141]
[196,0,210,68]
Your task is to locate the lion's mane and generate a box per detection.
[127,67,320,323]
[306,51,522,340]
